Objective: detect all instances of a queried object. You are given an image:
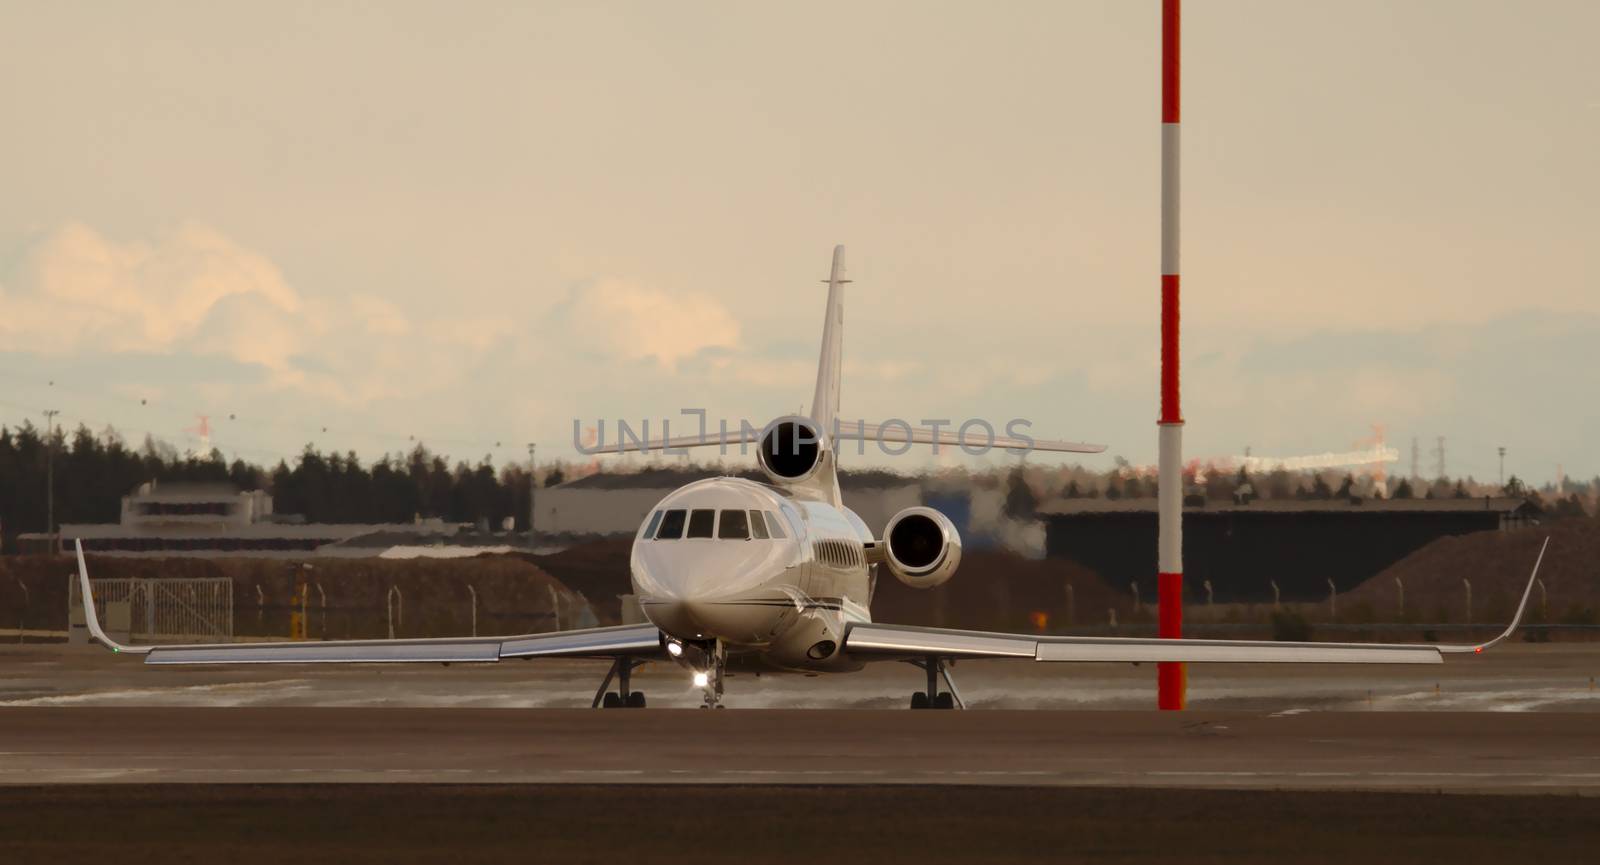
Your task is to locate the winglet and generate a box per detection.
[74,539,148,656]
[1439,536,1549,655]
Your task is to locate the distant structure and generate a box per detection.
[1040,496,1540,605]
[54,481,489,558]
[1233,443,1399,475]
[186,415,212,454]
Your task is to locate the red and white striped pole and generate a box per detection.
[1157,0,1186,711]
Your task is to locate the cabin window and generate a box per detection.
[687,508,716,538]
[641,510,663,539]
[748,509,769,539]
[762,510,787,539]
[656,509,686,539]
[718,509,750,539]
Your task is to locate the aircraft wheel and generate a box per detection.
[933,692,956,710]
[910,691,930,710]
[626,692,647,709]
[602,692,622,708]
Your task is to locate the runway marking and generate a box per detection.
[0,679,314,708]
[4,767,1600,788]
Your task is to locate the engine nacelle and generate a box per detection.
[881,506,962,589]
[757,416,825,485]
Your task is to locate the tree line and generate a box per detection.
[0,422,553,550]
[1,421,1591,553]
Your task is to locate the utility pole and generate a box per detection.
[1433,436,1446,480]
[527,443,537,544]
[1498,446,1507,489]
[1410,436,1419,481]
[43,409,59,551]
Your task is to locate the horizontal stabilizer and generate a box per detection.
[581,426,760,455]
[583,420,1104,455]
[835,421,1105,454]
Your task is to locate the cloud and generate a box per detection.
[564,279,740,370]
[0,222,511,406]
[1,222,305,361]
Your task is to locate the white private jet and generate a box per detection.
[74,246,1549,709]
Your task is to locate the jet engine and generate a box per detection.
[881,506,962,589]
[757,417,825,484]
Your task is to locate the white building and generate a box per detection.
[60,481,460,558]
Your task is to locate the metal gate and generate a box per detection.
[82,578,233,643]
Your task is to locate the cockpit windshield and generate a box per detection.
[686,509,715,538]
[641,510,663,539]
[717,509,749,539]
[649,507,786,541]
[655,509,686,539]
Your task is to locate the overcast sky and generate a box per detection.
[1,1,1595,483]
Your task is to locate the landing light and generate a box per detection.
[693,672,709,688]
[667,641,683,657]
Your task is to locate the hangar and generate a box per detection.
[1039,496,1540,603]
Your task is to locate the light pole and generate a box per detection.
[43,409,59,551]
[1497,446,1506,489]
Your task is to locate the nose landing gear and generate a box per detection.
[592,657,648,709]
[907,656,964,710]
[699,640,727,709]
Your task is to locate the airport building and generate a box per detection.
[53,481,477,558]
[1039,496,1541,603]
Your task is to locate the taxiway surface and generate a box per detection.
[4,643,1598,712]
[3,705,1599,792]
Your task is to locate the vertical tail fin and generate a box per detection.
[811,244,849,432]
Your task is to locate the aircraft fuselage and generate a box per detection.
[630,477,872,671]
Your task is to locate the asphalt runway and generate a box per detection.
[5,642,1599,712]
[3,784,1598,865]
[3,705,1599,792]
[5,645,1600,863]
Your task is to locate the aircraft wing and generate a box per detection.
[845,538,1548,665]
[73,540,665,665]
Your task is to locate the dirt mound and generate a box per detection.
[872,549,1122,632]
[1344,523,1600,625]
[526,538,635,622]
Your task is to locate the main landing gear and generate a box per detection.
[592,657,648,709]
[907,656,965,710]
